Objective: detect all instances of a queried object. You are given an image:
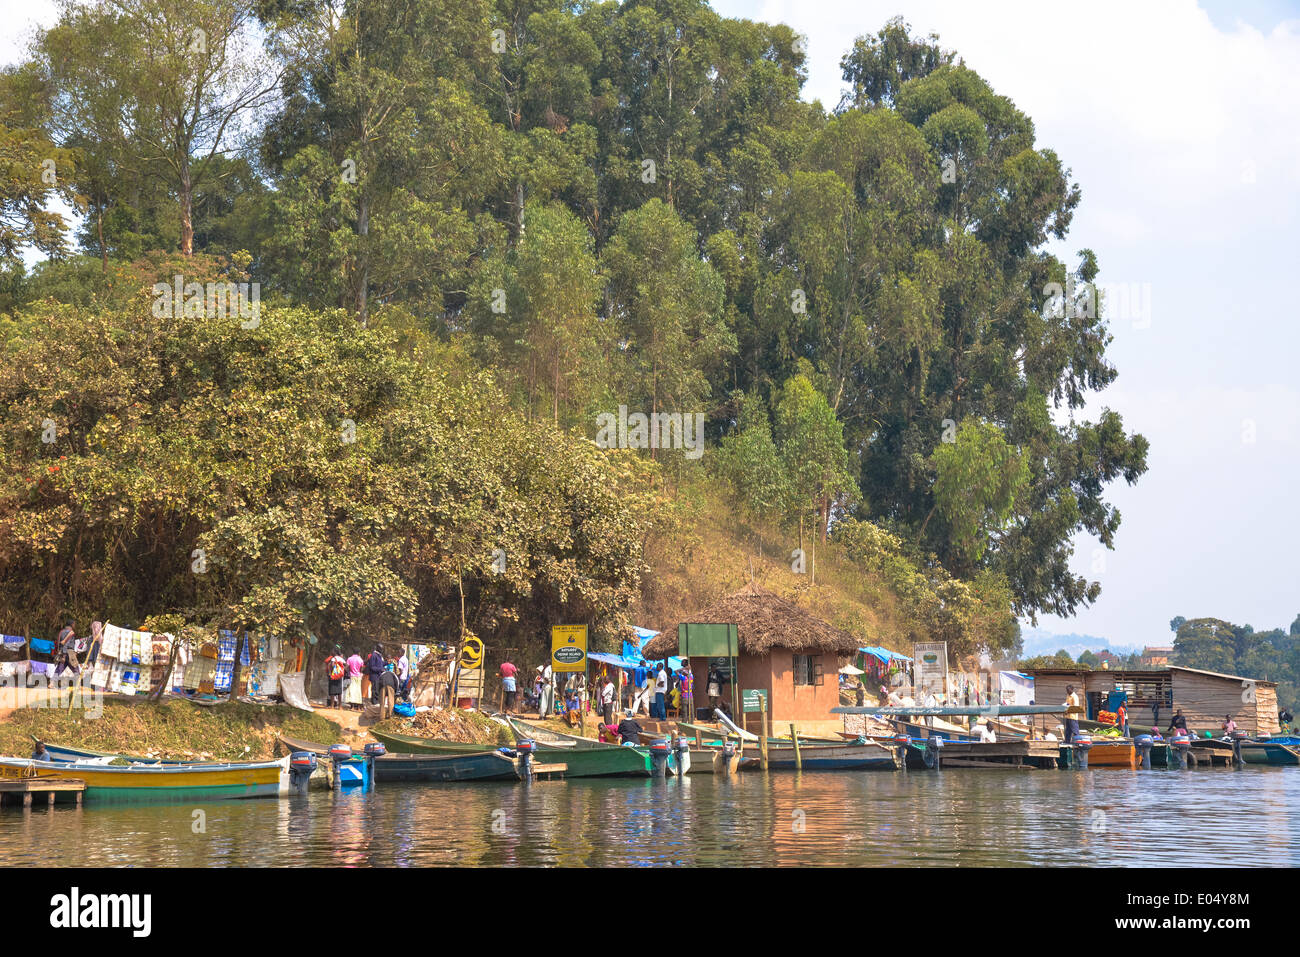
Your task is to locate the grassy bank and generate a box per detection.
[0,697,341,761]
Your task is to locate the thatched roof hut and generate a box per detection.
[642,582,861,658]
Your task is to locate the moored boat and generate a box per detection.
[504,717,657,777]
[372,750,521,783]
[0,755,285,803]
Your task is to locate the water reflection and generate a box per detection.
[1,767,1297,867]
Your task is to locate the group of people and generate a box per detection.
[499,654,728,728]
[324,645,411,715]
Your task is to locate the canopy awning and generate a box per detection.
[859,646,912,663]
[589,651,685,672]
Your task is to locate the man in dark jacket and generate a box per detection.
[365,646,386,703]
[1167,709,1188,735]
[617,715,643,746]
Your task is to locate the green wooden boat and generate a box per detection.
[504,717,655,777]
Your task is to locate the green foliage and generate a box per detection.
[0,261,660,652]
[2,9,1154,636]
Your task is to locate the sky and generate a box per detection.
[3,0,1298,651]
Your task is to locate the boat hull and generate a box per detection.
[373,750,520,782]
[0,757,283,802]
[368,728,505,755]
[506,717,655,776]
[1239,743,1300,766]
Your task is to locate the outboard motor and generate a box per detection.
[1074,733,1092,769]
[649,738,670,778]
[1171,733,1192,769]
[328,743,354,790]
[673,734,691,775]
[893,734,911,770]
[515,739,536,780]
[363,742,386,788]
[923,734,944,770]
[288,751,317,795]
[1230,730,1249,768]
[719,739,736,776]
[1134,734,1154,769]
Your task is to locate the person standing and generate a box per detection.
[631,663,653,716]
[325,649,347,708]
[1063,684,1083,744]
[53,622,80,680]
[396,649,411,702]
[1151,697,1161,729]
[538,662,554,719]
[654,662,668,720]
[345,650,364,710]
[600,674,615,726]
[707,664,724,711]
[679,659,694,721]
[500,659,518,714]
[365,645,386,704]
[1116,701,1129,738]
[1221,714,1237,737]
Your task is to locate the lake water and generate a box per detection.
[2,766,1296,867]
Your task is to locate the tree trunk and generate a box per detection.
[179,165,194,257]
[97,202,107,273]
[227,626,246,702]
[356,192,370,326]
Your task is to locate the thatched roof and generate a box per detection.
[643,583,860,658]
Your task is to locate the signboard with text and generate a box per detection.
[551,625,588,673]
[914,642,948,700]
[742,688,768,713]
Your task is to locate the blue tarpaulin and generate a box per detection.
[859,646,912,663]
[589,651,685,672]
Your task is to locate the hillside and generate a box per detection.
[632,475,1000,659]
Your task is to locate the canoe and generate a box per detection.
[762,741,902,771]
[39,739,160,764]
[0,755,284,803]
[372,750,520,783]
[368,728,505,755]
[1238,741,1300,766]
[505,717,655,777]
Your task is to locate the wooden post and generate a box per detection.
[790,723,801,771]
[760,698,769,770]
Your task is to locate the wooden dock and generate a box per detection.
[0,778,85,808]
[531,762,568,780]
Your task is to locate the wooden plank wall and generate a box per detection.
[1171,671,1278,734]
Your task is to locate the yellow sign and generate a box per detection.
[459,637,484,669]
[551,625,588,673]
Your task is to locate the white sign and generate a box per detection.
[914,642,948,700]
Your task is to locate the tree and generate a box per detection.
[472,200,606,425]
[1170,615,1186,633]
[925,418,1028,571]
[39,0,283,257]
[603,198,732,431]
[773,374,858,546]
[0,67,80,263]
[715,391,791,546]
[260,0,501,323]
[839,16,953,110]
[0,257,659,655]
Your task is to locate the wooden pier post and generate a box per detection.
[790,724,801,770]
[760,699,769,771]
